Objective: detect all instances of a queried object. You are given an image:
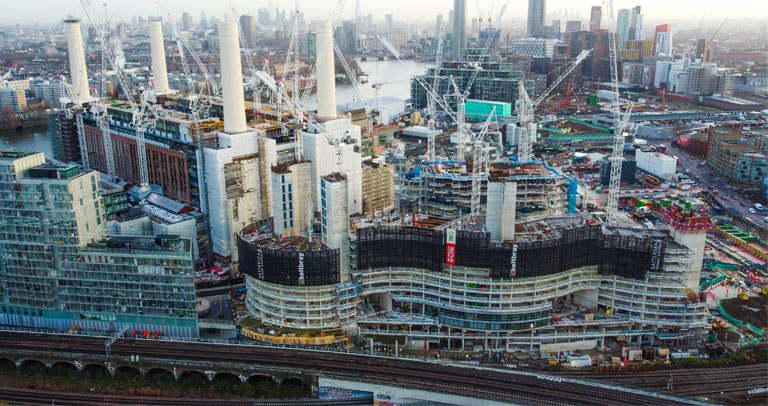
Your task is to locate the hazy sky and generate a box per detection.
[0,0,765,25]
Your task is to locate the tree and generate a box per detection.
[1,105,17,128]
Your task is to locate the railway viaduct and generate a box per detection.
[0,329,709,405]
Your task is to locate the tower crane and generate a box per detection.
[515,49,591,162]
[470,107,496,215]
[604,0,636,224]
[60,78,91,170]
[93,1,115,178]
[426,27,444,160]
[333,39,376,155]
[81,0,155,187]
[379,36,498,216]
[245,1,348,161]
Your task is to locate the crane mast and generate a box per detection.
[470,107,496,215]
[81,0,154,187]
[604,1,635,224]
[516,49,591,162]
[427,28,444,160]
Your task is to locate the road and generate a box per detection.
[200,294,234,322]
[665,142,767,228]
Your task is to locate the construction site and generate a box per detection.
[33,0,763,359]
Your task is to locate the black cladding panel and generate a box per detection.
[238,235,340,286]
[355,225,666,280]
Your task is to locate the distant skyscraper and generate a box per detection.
[590,6,601,32]
[384,14,393,34]
[629,6,643,40]
[616,9,631,49]
[565,20,581,33]
[527,0,546,38]
[239,15,257,48]
[181,12,193,31]
[653,24,673,56]
[355,0,362,24]
[452,0,466,60]
[200,10,207,30]
[435,14,443,37]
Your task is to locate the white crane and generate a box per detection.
[333,38,376,155]
[604,0,635,224]
[379,35,499,215]
[426,28,444,160]
[60,77,91,170]
[81,0,155,187]
[470,107,496,215]
[515,49,592,162]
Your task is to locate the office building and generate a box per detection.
[527,0,546,38]
[181,12,193,31]
[452,0,466,60]
[384,14,393,34]
[0,151,198,337]
[508,38,558,58]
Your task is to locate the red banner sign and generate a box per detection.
[445,228,457,265]
[445,244,456,265]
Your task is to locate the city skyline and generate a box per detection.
[0,0,766,25]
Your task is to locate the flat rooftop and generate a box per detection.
[85,234,190,255]
[489,162,561,180]
[241,220,332,251]
[0,150,39,160]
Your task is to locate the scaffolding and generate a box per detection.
[361,160,395,216]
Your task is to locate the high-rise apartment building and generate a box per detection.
[0,151,198,337]
[589,6,601,32]
[616,9,631,49]
[653,24,673,56]
[629,6,643,40]
[527,0,546,38]
[452,0,466,60]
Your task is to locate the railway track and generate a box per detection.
[0,387,373,406]
[562,363,768,397]
[0,331,706,405]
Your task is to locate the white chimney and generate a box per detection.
[316,19,337,120]
[148,20,171,94]
[64,19,90,103]
[218,21,247,134]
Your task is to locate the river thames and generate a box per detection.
[0,59,430,155]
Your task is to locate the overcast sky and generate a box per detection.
[1,0,765,25]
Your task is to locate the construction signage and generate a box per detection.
[445,228,457,265]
